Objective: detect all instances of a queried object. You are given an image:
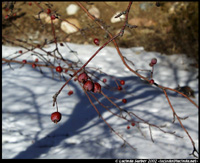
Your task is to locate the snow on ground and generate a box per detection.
[2,43,199,159]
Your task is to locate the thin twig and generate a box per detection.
[163,89,198,156]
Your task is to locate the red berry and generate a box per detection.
[78,72,88,83]
[5,15,9,19]
[51,15,56,20]
[118,86,122,90]
[149,62,154,67]
[28,2,32,6]
[93,38,100,46]
[22,60,27,64]
[32,63,36,68]
[56,66,63,73]
[149,79,154,84]
[151,58,157,65]
[127,125,130,129]
[122,99,127,103]
[131,122,135,127]
[51,112,62,124]
[5,8,9,12]
[35,58,39,62]
[83,80,94,91]
[120,80,125,85]
[68,90,73,96]
[47,8,51,14]
[93,82,101,93]
[103,78,107,83]
[19,50,22,54]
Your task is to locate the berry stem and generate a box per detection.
[151,66,154,79]
[54,100,58,112]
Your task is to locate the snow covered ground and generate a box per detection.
[2,43,199,159]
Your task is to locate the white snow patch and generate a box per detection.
[2,43,198,159]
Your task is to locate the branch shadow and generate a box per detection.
[2,62,198,159]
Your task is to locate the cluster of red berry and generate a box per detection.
[78,72,101,93]
[50,66,66,124]
[57,66,74,95]
[46,8,56,20]
[21,55,39,68]
[50,55,128,124]
[118,80,127,104]
[32,58,39,68]
[149,58,157,85]
[4,2,33,19]
[127,122,135,129]
[51,72,102,123]
[50,65,61,124]
[118,80,125,90]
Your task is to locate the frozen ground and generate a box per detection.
[2,43,199,159]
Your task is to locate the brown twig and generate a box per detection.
[163,89,198,157]
[80,83,137,151]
